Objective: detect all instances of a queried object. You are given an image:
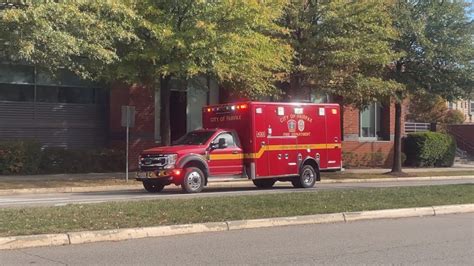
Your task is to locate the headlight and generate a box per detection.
[165,154,178,168]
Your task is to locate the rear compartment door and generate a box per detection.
[252,104,269,177]
[267,136,298,176]
[325,106,342,169]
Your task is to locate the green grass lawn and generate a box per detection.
[0,184,472,237]
[324,170,474,179]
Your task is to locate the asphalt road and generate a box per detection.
[1,213,472,265]
[0,178,472,208]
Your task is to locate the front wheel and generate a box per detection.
[292,165,317,188]
[143,180,165,193]
[181,167,205,193]
[252,179,275,188]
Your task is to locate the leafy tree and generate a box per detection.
[443,109,465,125]
[0,1,139,80]
[407,93,448,123]
[388,0,474,173]
[280,0,402,106]
[115,0,292,145]
[1,0,292,145]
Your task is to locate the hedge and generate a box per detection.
[404,132,456,167]
[0,140,42,175]
[0,140,124,175]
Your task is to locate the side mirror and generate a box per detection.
[218,138,228,149]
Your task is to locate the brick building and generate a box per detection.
[110,82,404,169]
[0,64,403,169]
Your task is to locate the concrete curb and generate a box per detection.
[0,233,70,250]
[226,213,345,230]
[1,203,472,250]
[0,175,472,196]
[343,207,435,222]
[68,222,229,245]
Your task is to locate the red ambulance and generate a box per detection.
[136,102,342,193]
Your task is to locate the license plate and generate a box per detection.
[146,171,167,178]
[147,171,158,178]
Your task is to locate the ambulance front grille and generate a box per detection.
[139,154,168,170]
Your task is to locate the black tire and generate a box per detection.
[292,165,317,188]
[181,167,205,193]
[252,179,276,188]
[143,180,165,193]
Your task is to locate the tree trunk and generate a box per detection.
[391,100,403,173]
[160,75,171,146]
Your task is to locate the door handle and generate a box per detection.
[334,137,338,142]
[261,141,266,146]
[232,151,238,154]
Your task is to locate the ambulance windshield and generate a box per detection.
[173,130,215,145]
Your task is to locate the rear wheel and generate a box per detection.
[181,167,205,193]
[142,180,165,193]
[252,179,276,188]
[292,165,317,188]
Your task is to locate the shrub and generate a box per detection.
[39,148,125,174]
[404,132,456,167]
[443,109,465,125]
[0,140,42,175]
[0,140,125,175]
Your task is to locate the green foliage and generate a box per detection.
[388,1,473,171]
[0,140,42,175]
[1,184,472,237]
[114,0,292,97]
[0,141,124,175]
[407,93,448,123]
[404,132,456,167]
[0,1,139,80]
[390,1,474,100]
[280,0,402,106]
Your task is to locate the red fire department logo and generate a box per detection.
[298,119,305,132]
[287,120,296,133]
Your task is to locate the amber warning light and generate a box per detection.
[205,104,247,112]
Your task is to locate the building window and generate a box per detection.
[0,64,105,104]
[470,100,474,115]
[360,102,382,140]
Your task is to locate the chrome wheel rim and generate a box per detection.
[187,171,202,190]
[302,168,314,185]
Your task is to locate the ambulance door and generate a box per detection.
[253,104,269,177]
[208,131,244,176]
[267,136,298,176]
[325,106,342,169]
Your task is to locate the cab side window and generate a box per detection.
[213,132,235,147]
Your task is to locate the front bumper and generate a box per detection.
[135,169,183,182]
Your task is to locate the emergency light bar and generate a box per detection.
[205,104,247,113]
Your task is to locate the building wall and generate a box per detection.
[0,64,107,149]
[341,101,403,168]
[109,83,156,170]
[112,78,220,170]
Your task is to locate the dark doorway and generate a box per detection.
[170,91,187,141]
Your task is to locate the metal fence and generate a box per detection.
[404,122,431,133]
